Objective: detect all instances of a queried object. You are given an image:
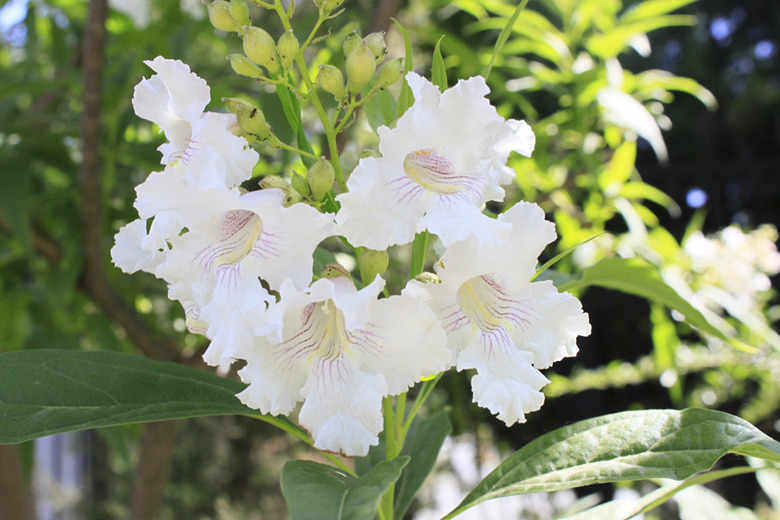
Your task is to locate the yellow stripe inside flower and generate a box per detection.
[214,210,264,267]
[456,275,531,334]
[308,300,352,361]
[403,149,465,196]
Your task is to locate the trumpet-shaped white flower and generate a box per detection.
[335,72,535,249]
[411,202,590,425]
[150,185,334,368]
[133,56,258,190]
[236,275,450,456]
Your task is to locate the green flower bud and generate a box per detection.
[307,158,335,201]
[228,0,250,28]
[316,64,346,100]
[359,249,389,283]
[414,272,441,284]
[277,30,300,70]
[342,31,361,58]
[363,32,388,65]
[236,105,271,139]
[259,176,301,207]
[206,0,240,33]
[222,97,254,114]
[227,54,264,78]
[290,172,311,198]
[375,57,404,88]
[345,42,376,94]
[321,263,352,280]
[314,0,345,15]
[243,26,280,75]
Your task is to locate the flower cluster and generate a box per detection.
[113,57,590,456]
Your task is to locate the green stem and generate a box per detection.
[251,414,356,476]
[267,135,319,159]
[273,0,347,192]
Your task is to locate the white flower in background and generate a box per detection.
[411,202,590,425]
[133,56,258,190]
[684,225,780,306]
[236,274,450,456]
[335,72,535,249]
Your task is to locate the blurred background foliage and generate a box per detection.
[1,0,779,518]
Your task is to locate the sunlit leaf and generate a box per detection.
[444,408,780,519]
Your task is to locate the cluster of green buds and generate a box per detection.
[316,31,404,102]
[225,21,301,80]
[205,0,249,34]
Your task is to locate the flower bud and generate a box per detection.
[228,0,250,28]
[363,32,388,65]
[227,54,264,78]
[375,57,404,88]
[345,42,376,94]
[290,172,311,198]
[259,176,301,207]
[206,0,240,33]
[236,105,271,139]
[277,30,300,70]
[222,97,254,114]
[316,64,346,100]
[321,263,352,280]
[243,26,280,75]
[360,249,389,283]
[342,31,361,58]
[307,158,335,201]
[314,0,344,15]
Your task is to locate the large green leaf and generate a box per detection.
[0,349,300,444]
[444,408,780,519]
[281,457,409,520]
[558,257,728,341]
[394,410,452,519]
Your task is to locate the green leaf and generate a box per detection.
[392,18,414,119]
[620,0,698,24]
[364,88,397,132]
[281,457,409,520]
[409,231,430,279]
[586,16,696,59]
[558,257,728,342]
[0,349,303,444]
[394,410,452,519]
[276,84,316,168]
[445,408,780,519]
[481,0,530,79]
[431,36,447,92]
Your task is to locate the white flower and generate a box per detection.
[411,202,590,425]
[150,185,334,368]
[133,56,258,190]
[236,275,450,456]
[334,72,535,249]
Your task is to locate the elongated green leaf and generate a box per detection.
[481,0,530,79]
[0,349,303,444]
[431,36,447,92]
[394,410,452,519]
[620,0,698,24]
[586,16,696,59]
[445,409,780,519]
[393,18,414,118]
[281,457,409,520]
[409,231,430,279]
[559,257,727,341]
[276,84,316,167]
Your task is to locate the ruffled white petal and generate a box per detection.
[335,72,536,249]
[458,340,548,425]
